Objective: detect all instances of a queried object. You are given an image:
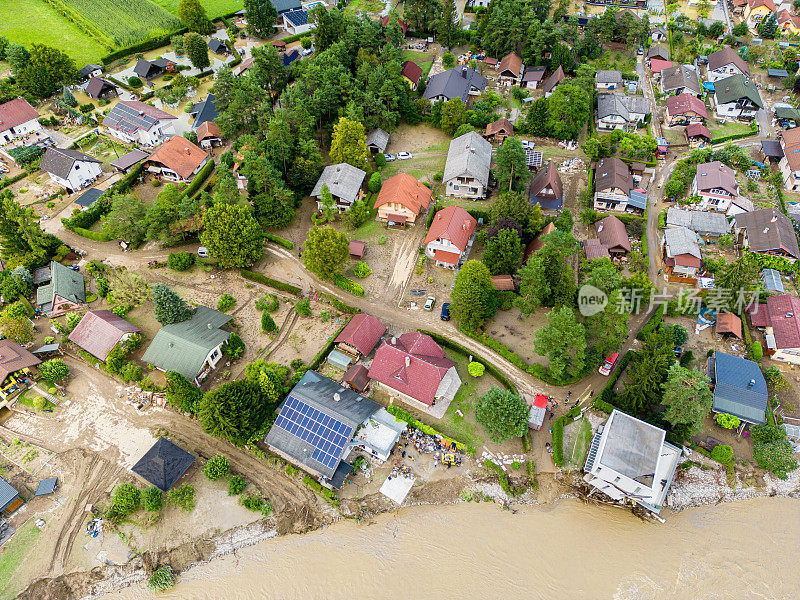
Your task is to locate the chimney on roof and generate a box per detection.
[748,379,755,388]
[461,66,467,78]
[787,312,794,318]
[185,149,191,156]
[391,336,396,345]
[405,356,410,367]
[207,323,212,329]
[334,392,341,402]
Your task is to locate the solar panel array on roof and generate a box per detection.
[106,103,159,133]
[762,268,785,292]
[525,149,543,167]
[274,396,354,470]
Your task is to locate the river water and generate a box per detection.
[104,498,800,600]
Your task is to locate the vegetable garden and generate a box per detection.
[59,0,181,47]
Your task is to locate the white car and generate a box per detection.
[397,151,413,160]
[424,296,435,311]
[198,246,210,258]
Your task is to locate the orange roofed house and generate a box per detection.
[145,136,210,183]
[424,205,477,269]
[373,173,432,226]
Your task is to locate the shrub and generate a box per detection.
[148,566,175,591]
[167,484,196,511]
[255,294,280,312]
[375,153,386,167]
[128,76,143,88]
[119,363,143,382]
[468,362,485,377]
[240,270,301,296]
[65,311,83,331]
[290,358,305,370]
[716,413,741,429]
[378,235,386,245]
[261,312,277,333]
[96,277,110,298]
[217,293,237,312]
[167,251,195,271]
[264,233,294,250]
[39,359,69,383]
[240,494,273,515]
[368,172,382,193]
[142,486,163,512]
[108,483,141,521]
[332,273,365,296]
[711,444,734,464]
[222,332,245,359]
[751,341,763,361]
[295,298,312,316]
[353,262,371,278]
[32,396,46,410]
[228,475,247,496]
[204,454,230,480]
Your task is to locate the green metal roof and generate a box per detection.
[714,74,763,108]
[775,106,800,121]
[141,306,232,381]
[36,261,85,309]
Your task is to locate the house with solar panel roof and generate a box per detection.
[265,371,406,489]
[102,100,177,147]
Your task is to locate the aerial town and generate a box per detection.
[1,0,800,595]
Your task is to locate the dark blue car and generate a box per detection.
[440,302,450,321]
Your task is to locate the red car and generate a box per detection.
[598,352,620,376]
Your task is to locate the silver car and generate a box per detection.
[424,296,435,311]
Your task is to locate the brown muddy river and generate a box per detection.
[104,498,800,600]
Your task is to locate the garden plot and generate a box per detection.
[560,415,592,472]
[60,0,181,47]
[0,436,54,477]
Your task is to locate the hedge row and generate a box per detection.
[264,233,294,250]
[636,304,665,341]
[0,171,30,190]
[184,160,215,197]
[101,30,188,65]
[332,273,365,297]
[317,291,360,314]
[71,226,112,242]
[387,404,467,451]
[551,406,582,468]
[710,122,758,145]
[309,317,350,370]
[240,270,301,296]
[418,329,517,394]
[484,459,523,496]
[597,350,634,408]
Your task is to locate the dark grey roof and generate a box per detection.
[310,163,366,204]
[282,49,301,67]
[522,66,547,82]
[74,187,103,208]
[79,64,102,77]
[272,0,302,12]
[598,410,664,486]
[0,476,19,511]
[85,77,115,98]
[664,226,701,258]
[768,68,789,78]
[35,477,58,496]
[709,351,768,424]
[284,9,308,25]
[661,64,702,95]
[762,140,784,159]
[443,131,492,187]
[264,371,380,479]
[111,148,149,171]
[595,70,623,84]
[208,38,228,53]
[131,437,195,492]
[190,94,218,129]
[366,128,390,152]
[595,157,633,195]
[40,147,101,179]
[734,208,799,258]
[597,93,651,121]
[423,67,487,103]
[134,58,162,79]
[665,207,730,236]
[647,44,669,60]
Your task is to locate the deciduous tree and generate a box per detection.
[16,44,76,99]
[179,0,214,33]
[533,306,586,380]
[200,203,265,268]
[184,32,210,69]
[245,0,278,37]
[494,137,531,191]
[516,229,576,313]
[165,370,203,413]
[329,117,369,168]
[475,387,530,442]
[661,364,712,436]
[101,193,148,242]
[482,227,523,275]
[546,84,590,140]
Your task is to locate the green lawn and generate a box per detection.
[150,0,244,18]
[346,219,384,242]
[564,417,592,471]
[343,0,384,14]
[0,0,109,63]
[708,121,752,138]
[0,520,42,600]
[17,389,55,411]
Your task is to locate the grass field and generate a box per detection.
[564,417,592,471]
[344,0,384,14]
[0,0,108,63]
[0,520,42,600]
[150,0,244,18]
[62,0,181,47]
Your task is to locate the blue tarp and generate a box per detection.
[703,81,715,92]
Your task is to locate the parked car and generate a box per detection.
[440,302,450,321]
[397,151,413,160]
[68,265,80,272]
[384,154,397,162]
[598,352,620,376]
[424,296,435,311]
[198,246,210,258]
[637,46,644,55]
[301,46,315,56]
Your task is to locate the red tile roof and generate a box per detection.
[583,238,610,260]
[147,136,209,180]
[674,254,701,268]
[343,363,370,391]
[434,249,461,264]
[348,240,366,258]
[424,205,477,251]
[373,173,432,217]
[491,275,516,290]
[716,312,742,338]
[335,314,386,356]
[485,118,514,137]
[68,309,141,360]
[498,52,522,77]
[747,0,776,12]
[401,60,423,84]
[0,97,40,132]
[524,222,556,260]
[197,121,221,141]
[686,123,711,140]
[767,295,800,348]
[666,93,708,118]
[649,59,673,73]
[367,332,457,406]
